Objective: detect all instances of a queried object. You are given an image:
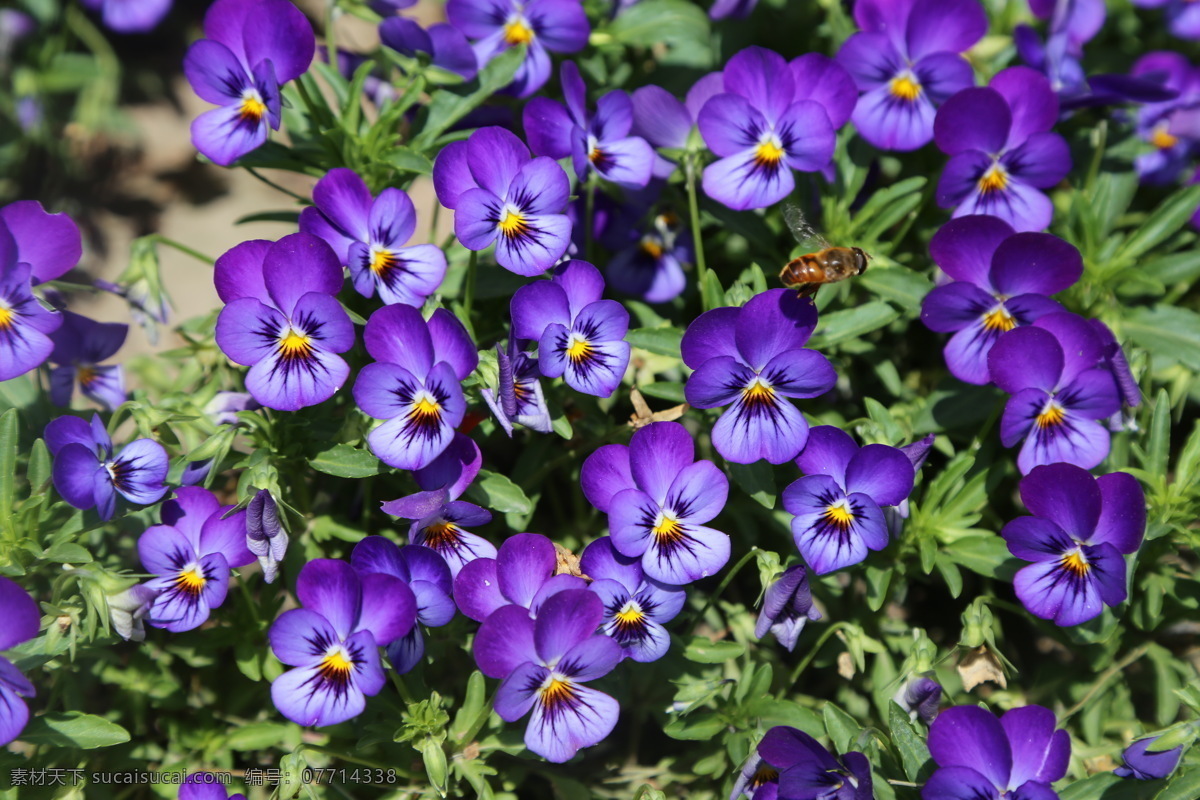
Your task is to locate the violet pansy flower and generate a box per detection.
[80,0,172,33]
[108,583,157,642]
[179,773,246,800]
[935,67,1071,232]
[351,537,456,674]
[182,0,315,166]
[754,564,821,652]
[1002,463,1145,626]
[354,305,477,471]
[381,434,497,575]
[481,338,553,436]
[246,489,288,584]
[380,17,478,82]
[697,47,837,210]
[0,577,39,747]
[989,312,1121,473]
[525,62,655,189]
[605,212,692,304]
[631,73,724,179]
[581,421,731,584]
[710,0,757,19]
[758,726,874,800]
[47,414,168,521]
[47,311,128,411]
[924,705,1069,800]
[269,559,416,727]
[921,215,1082,385]
[893,676,943,725]
[1115,736,1184,781]
[836,0,985,151]
[0,201,82,382]
[580,536,686,662]
[137,488,256,632]
[783,426,915,575]
[473,589,621,763]
[299,169,447,307]
[445,0,588,98]
[1132,0,1200,41]
[1131,52,1200,184]
[682,289,837,464]
[214,234,353,412]
[454,532,586,622]
[511,260,630,398]
[433,126,572,276]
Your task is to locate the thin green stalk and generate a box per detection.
[686,547,760,629]
[1061,644,1150,720]
[463,250,478,322]
[325,2,338,70]
[786,621,850,688]
[244,167,308,202]
[685,153,709,302]
[149,234,214,265]
[457,687,500,746]
[390,671,415,704]
[235,575,263,630]
[428,200,441,245]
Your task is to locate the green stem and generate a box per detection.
[390,671,415,704]
[1061,644,1149,720]
[457,688,499,745]
[64,6,119,131]
[463,250,478,322]
[786,621,850,688]
[685,153,709,302]
[149,234,214,265]
[244,167,308,202]
[585,176,597,263]
[325,2,338,69]
[428,201,441,245]
[686,547,759,629]
[235,575,264,630]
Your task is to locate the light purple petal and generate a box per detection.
[190,102,268,167]
[631,85,691,149]
[851,85,938,152]
[269,608,339,666]
[580,444,635,513]
[790,54,857,129]
[524,683,618,763]
[712,391,809,465]
[905,0,987,61]
[184,39,250,105]
[702,147,795,211]
[666,460,728,525]
[723,47,794,123]
[629,421,694,506]
[214,239,271,304]
[0,200,82,284]
[362,303,434,375]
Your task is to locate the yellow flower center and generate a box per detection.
[823,501,854,530]
[498,208,529,239]
[742,378,775,406]
[613,601,645,633]
[370,248,396,276]
[751,765,780,788]
[423,520,461,548]
[503,18,535,45]
[539,675,576,708]
[318,646,354,684]
[889,73,922,101]
[1060,549,1089,577]
[566,336,594,364]
[278,330,313,360]
[978,164,1008,194]
[652,513,684,545]
[77,364,99,387]
[173,565,207,596]
[1036,401,1066,428]
[0,306,12,330]
[754,139,785,167]
[411,396,442,421]
[640,238,664,259]
[239,92,267,123]
[1151,122,1178,150]
[982,306,1016,332]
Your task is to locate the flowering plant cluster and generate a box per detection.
[1,0,1199,798]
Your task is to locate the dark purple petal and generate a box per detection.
[934,88,1011,155]
[0,578,39,651]
[526,0,589,52]
[915,51,978,104]
[1013,541,1124,625]
[990,66,1059,146]
[427,308,477,380]
[631,85,691,149]
[413,432,481,499]
[1033,312,1103,385]
[905,0,987,61]
[735,289,818,369]
[454,557,504,622]
[778,101,836,172]
[921,766,1000,800]
[1020,463,1102,539]
[989,326,1063,394]
[558,633,622,681]
[214,239,271,304]
[263,233,343,316]
[1002,515,1071,563]
[580,444,635,513]
[1115,738,1184,781]
[760,348,836,399]
[1003,132,1071,188]
[790,54,857,129]
[723,47,794,123]
[845,444,915,506]
[835,32,902,92]
[1000,706,1070,786]
[198,506,255,568]
[473,603,536,678]
[758,725,839,772]
[357,573,416,646]
[493,660,544,721]
[929,215,1012,287]
[681,306,741,368]
[524,98,577,160]
[990,233,1082,297]
[795,426,858,488]
[363,303,434,376]
[497,533,556,609]
[534,589,603,664]
[1092,472,1145,554]
[311,168,372,245]
[553,259,605,319]
[240,0,315,84]
[432,141,473,210]
[629,421,694,505]
[0,200,82,284]
[467,126,530,198]
[296,559,361,640]
[921,282,994,333]
[928,705,1013,789]
[184,39,250,105]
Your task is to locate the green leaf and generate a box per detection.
[609,0,709,49]
[388,146,435,176]
[464,469,533,514]
[888,702,932,782]
[864,566,892,611]
[27,438,50,494]
[1143,249,1200,286]
[1057,774,1133,800]
[41,542,93,563]
[683,636,745,664]
[20,713,131,749]
[415,45,525,147]
[235,211,301,225]
[634,786,667,800]
[822,702,859,754]
[858,268,934,309]
[943,535,1020,581]
[226,722,298,751]
[1156,770,1200,800]
[0,409,16,532]
[701,270,725,312]
[662,712,724,740]
[1146,389,1171,479]
[1115,183,1200,263]
[452,670,487,742]
[640,382,687,403]
[1124,306,1200,371]
[809,301,899,348]
[308,443,384,478]
[727,461,775,509]
[626,326,684,358]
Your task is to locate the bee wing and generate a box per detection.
[783,203,831,252]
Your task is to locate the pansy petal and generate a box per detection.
[51,444,99,510]
[760,348,836,399]
[790,54,857,129]
[989,326,1063,394]
[498,533,557,609]
[990,66,1059,147]
[921,282,994,333]
[643,522,730,584]
[681,307,741,368]
[357,573,416,646]
[525,683,618,763]
[851,85,937,152]
[296,559,361,640]
[363,303,434,375]
[558,634,622,681]
[432,140,473,210]
[453,558,505,622]
[269,608,340,667]
[712,389,809,465]
[1002,515,1073,563]
[845,444,915,507]
[245,344,348,412]
[0,200,82,283]
[190,103,268,167]
[496,212,572,277]
[1000,705,1070,787]
[990,233,1082,297]
[534,589,604,664]
[110,439,169,505]
[427,308,478,380]
[494,660,546,721]
[934,88,1011,156]
[631,85,692,149]
[702,148,795,212]
[927,705,1014,789]
[580,444,635,513]
[0,579,39,651]
[794,425,857,487]
[311,168,371,244]
[213,239,271,304]
[666,460,729,526]
[263,233,343,316]
[930,215,1013,287]
[723,47,794,122]
[921,766,1003,800]
[467,126,530,198]
[906,0,987,61]
[510,156,571,215]
[1093,472,1145,554]
[473,603,536,679]
[629,421,695,506]
[240,0,315,84]
[736,289,818,369]
[579,537,642,590]
[184,39,250,105]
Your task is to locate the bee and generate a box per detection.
[778,204,870,297]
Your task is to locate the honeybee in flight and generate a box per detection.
[778,204,870,298]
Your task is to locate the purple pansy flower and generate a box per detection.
[433,126,573,276]
[697,47,838,210]
[710,0,757,19]
[269,559,416,727]
[729,753,783,800]
[0,577,39,747]
[893,676,943,725]
[482,338,553,435]
[782,426,915,575]
[1090,319,1141,430]
[381,434,497,575]
[581,421,731,584]
[380,17,478,81]
[182,0,315,166]
[631,73,725,179]
[108,583,158,642]
[80,0,172,33]
[511,260,630,397]
[178,773,246,800]
[836,0,985,151]
[758,726,874,800]
[246,489,288,584]
[445,0,588,98]
[299,169,447,307]
[989,312,1121,473]
[454,532,586,621]
[0,201,82,382]
[46,414,168,521]
[1132,0,1200,40]
[214,234,353,412]
[351,537,456,674]
[580,536,686,662]
[682,289,837,464]
[137,487,256,632]
[1131,52,1200,184]
[1002,463,1145,626]
[605,212,692,303]
[1115,736,1184,781]
[924,704,1069,800]
[47,311,127,411]
[525,62,655,188]
[354,305,477,470]
[754,564,822,652]
[921,215,1082,385]
[473,589,621,762]
[935,67,1072,232]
